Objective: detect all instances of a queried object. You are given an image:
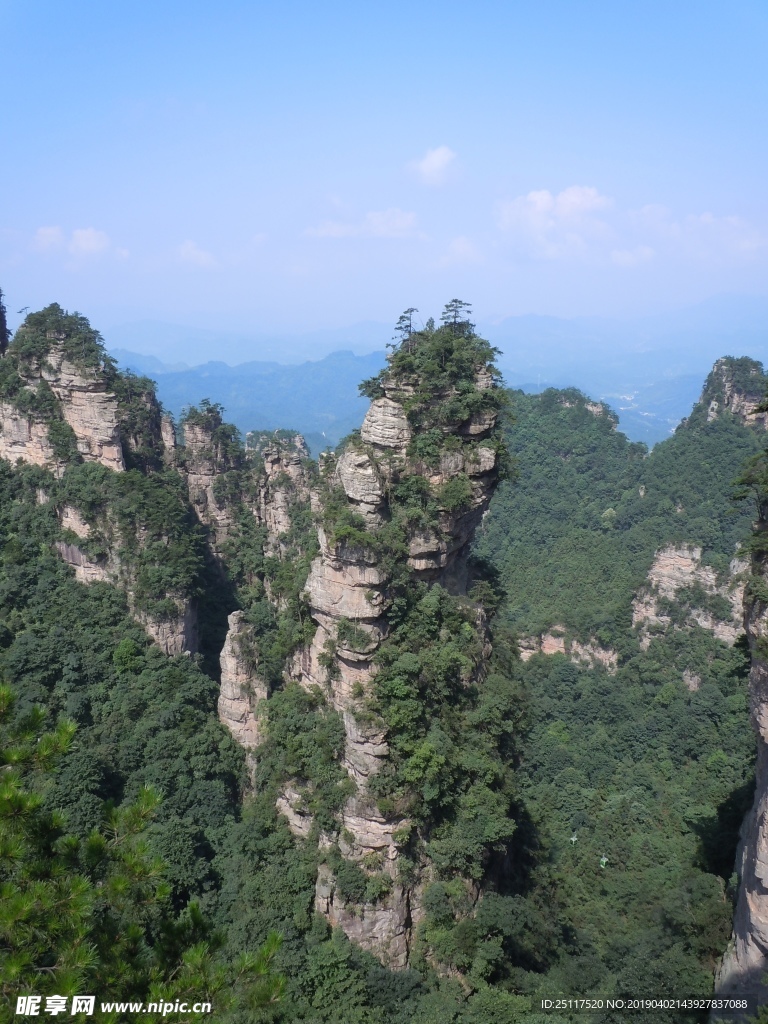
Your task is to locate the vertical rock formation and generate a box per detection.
[218,610,267,750]
[254,434,311,555]
[214,432,313,746]
[717,514,768,1002]
[181,410,240,553]
[278,327,505,967]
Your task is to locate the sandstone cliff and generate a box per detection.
[274,327,505,967]
[717,509,768,1001]
[632,544,748,648]
[700,357,768,430]
[218,610,267,750]
[0,339,125,475]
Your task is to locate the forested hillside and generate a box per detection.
[475,366,766,1014]
[1,303,766,1023]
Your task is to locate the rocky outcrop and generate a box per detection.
[518,628,618,673]
[138,604,198,657]
[716,533,768,1003]
[218,611,266,750]
[360,398,412,452]
[182,421,238,551]
[43,349,124,471]
[315,865,413,970]
[632,545,747,648]
[0,401,60,473]
[55,524,197,656]
[0,340,125,474]
[253,434,311,554]
[702,357,768,430]
[55,541,113,586]
[281,355,502,968]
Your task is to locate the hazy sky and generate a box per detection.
[2,0,767,337]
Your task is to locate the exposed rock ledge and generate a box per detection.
[632,544,747,647]
[55,539,197,656]
[518,629,618,673]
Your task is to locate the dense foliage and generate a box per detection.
[477,387,761,643]
[0,298,763,1022]
[0,687,284,1022]
[473,382,761,1020]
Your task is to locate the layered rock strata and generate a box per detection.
[279,364,502,967]
[0,401,60,473]
[43,348,125,471]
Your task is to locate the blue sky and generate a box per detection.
[1,0,767,341]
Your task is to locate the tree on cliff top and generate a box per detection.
[0,288,9,357]
[10,303,115,371]
[359,301,503,410]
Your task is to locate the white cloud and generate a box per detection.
[497,184,764,268]
[611,245,655,267]
[69,228,110,255]
[440,236,481,265]
[629,204,764,260]
[178,239,216,267]
[498,185,614,259]
[33,226,65,251]
[308,208,418,239]
[412,145,457,186]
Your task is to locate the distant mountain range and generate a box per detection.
[110,348,387,455]
[108,293,768,451]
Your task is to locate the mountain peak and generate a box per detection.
[698,356,768,428]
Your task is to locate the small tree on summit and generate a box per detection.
[393,307,419,352]
[440,299,474,337]
[0,288,10,356]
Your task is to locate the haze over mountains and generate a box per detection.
[109,294,768,450]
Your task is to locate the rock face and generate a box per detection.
[254,434,311,554]
[282,359,502,968]
[182,420,238,552]
[518,628,618,673]
[55,533,198,655]
[0,401,60,472]
[702,357,768,429]
[717,529,768,1002]
[218,611,267,750]
[212,433,312,741]
[632,545,747,648]
[0,345,125,475]
[184,423,311,556]
[138,604,198,657]
[43,349,125,471]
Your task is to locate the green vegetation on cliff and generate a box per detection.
[0,302,762,1022]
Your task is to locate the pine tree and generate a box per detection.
[440,298,474,336]
[0,289,9,356]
